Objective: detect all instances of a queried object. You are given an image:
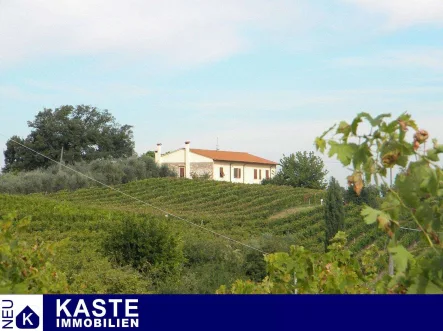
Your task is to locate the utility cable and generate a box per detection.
[400,226,443,234]
[2,134,440,253]
[0,134,268,255]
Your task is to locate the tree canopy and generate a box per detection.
[344,184,381,208]
[324,177,345,251]
[263,151,328,189]
[3,105,135,172]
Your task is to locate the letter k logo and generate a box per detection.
[23,312,33,326]
[16,306,39,329]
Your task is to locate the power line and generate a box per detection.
[0,134,268,255]
[400,226,421,232]
[2,134,440,253]
[400,226,443,234]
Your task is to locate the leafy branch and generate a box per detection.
[315,112,442,293]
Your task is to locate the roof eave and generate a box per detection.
[212,159,278,165]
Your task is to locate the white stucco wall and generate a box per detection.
[213,161,232,182]
[213,161,276,184]
[158,149,276,183]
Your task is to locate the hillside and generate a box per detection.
[48,177,323,221]
[0,178,419,293]
[0,179,323,293]
[45,178,418,252]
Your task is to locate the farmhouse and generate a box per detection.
[155,141,278,184]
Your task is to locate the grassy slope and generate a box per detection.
[3,177,418,254]
[0,194,152,293]
[0,178,420,292]
[45,178,417,252]
[49,178,321,219]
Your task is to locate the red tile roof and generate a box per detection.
[191,149,278,165]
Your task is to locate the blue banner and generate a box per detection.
[1,294,441,330]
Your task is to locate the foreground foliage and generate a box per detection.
[317,112,442,293]
[218,232,380,294]
[0,196,153,293]
[221,112,441,294]
[0,213,68,293]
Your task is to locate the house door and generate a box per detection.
[179,166,185,178]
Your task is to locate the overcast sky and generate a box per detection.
[1,0,442,185]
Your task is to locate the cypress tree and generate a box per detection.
[324,177,345,251]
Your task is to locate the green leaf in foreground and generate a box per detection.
[388,245,413,274]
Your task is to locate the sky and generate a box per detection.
[1,0,442,185]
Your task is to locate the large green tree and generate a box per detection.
[264,151,328,189]
[3,105,135,172]
[324,177,345,251]
[344,184,381,208]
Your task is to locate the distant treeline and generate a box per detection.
[0,155,176,194]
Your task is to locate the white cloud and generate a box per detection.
[335,49,443,71]
[0,85,49,102]
[160,86,443,120]
[179,94,348,115]
[345,0,443,28]
[0,0,304,68]
[1,1,441,70]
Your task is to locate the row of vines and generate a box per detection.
[49,178,322,221]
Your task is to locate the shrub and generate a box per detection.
[103,217,185,284]
[53,240,151,294]
[191,172,211,180]
[243,234,291,282]
[176,234,247,293]
[0,155,176,194]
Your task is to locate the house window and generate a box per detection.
[220,167,225,178]
[266,170,270,179]
[233,168,241,179]
[259,169,262,180]
[179,167,185,178]
[254,169,258,179]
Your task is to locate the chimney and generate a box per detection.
[185,141,191,178]
[155,143,162,164]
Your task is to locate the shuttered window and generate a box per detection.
[220,167,225,178]
[234,168,241,178]
[254,169,258,179]
[266,170,270,179]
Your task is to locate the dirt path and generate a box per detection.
[268,205,316,220]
